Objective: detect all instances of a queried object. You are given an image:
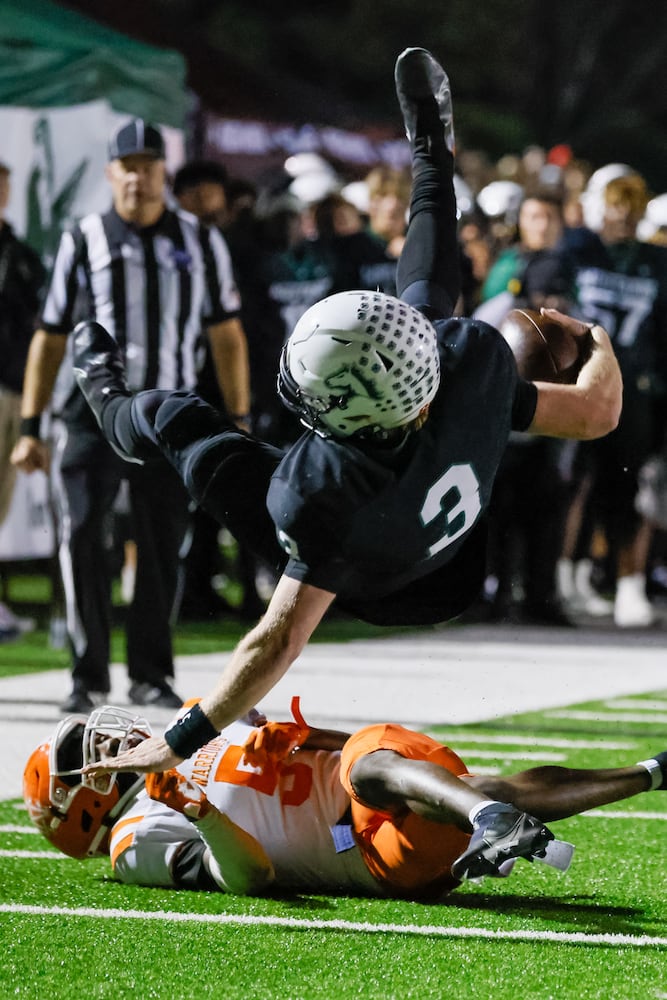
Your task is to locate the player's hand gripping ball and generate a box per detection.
[499,308,592,384]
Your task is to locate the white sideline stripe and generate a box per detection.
[432,734,636,750]
[547,711,667,723]
[0,849,66,859]
[1,902,665,949]
[583,809,667,821]
[605,699,667,711]
[457,751,565,762]
[0,824,40,834]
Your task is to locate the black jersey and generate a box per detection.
[267,317,536,608]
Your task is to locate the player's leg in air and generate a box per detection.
[394,47,461,320]
[71,322,285,568]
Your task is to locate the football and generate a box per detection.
[499,308,591,384]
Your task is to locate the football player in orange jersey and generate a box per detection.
[24,700,666,898]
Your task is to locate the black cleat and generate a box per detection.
[394,47,455,153]
[60,686,109,714]
[128,681,183,709]
[451,803,555,881]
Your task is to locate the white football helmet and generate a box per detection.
[23,706,150,859]
[278,290,440,439]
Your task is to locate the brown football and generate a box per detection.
[499,308,591,384]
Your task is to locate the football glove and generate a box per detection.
[146,768,211,821]
[242,696,310,769]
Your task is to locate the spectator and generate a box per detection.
[171,159,265,621]
[0,161,46,641]
[576,172,667,627]
[473,192,586,624]
[171,159,229,228]
[475,190,613,623]
[364,164,411,262]
[10,120,251,712]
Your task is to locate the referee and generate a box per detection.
[11,119,250,713]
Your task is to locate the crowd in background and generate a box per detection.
[2,128,667,667]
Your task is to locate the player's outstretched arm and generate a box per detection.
[83,575,335,777]
[527,309,622,440]
[199,574,335,730]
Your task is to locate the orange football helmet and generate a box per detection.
[23,706,150,859]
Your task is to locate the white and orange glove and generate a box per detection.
[146,769,211,821]
[242,696,310,770]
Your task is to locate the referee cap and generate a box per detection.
[108,119,165,161]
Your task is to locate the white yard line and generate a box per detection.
[547,711,667,723]
[1,902,665,949]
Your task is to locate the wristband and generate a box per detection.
[164,702,219,759]
[20,416,41,438]
[637,758,663,791]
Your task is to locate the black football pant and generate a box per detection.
[51,421,189,695]
[397,111,461,322]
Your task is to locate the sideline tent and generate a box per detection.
[0,0,187,126]
[0,0,187,243]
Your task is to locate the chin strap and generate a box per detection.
[88,776,146,858]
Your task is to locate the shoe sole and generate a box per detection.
[394,47,454,150]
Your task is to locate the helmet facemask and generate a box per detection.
[23,706,151,859]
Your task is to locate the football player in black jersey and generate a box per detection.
[71,49,621,779]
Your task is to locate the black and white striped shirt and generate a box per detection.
[42,206,241,418]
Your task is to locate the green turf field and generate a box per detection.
[3,689,667,1000]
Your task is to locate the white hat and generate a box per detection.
[284,152,337,178]
[637,192,667,241]
[288,170,341,205]
[476,180,524,220]
[581,163,634,231]
[341,180,370,215]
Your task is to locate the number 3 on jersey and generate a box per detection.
[421,463,481,556]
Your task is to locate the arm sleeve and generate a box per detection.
[192,805,275,895]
